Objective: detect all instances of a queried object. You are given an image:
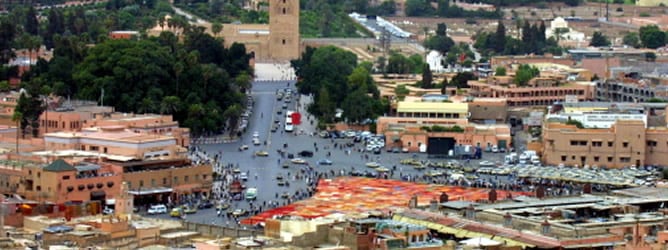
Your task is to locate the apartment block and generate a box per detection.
[542,120,668,168]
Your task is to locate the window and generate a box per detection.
[647,140,657,147]
[139,180,144,187]
[283,0,286,3]
[163,178,167,185]
[103,147,108,153]
[592,141,602,147]
[184,175,189,183]
[571,155,575,160]
[594,156,599,162]
[90,146,99,151]
[620,157,631,163]
[607,156,613,162]
[62,175,70,180]
[608,141,613,147]
[282,39,286,45]
[622,142,629,148]
[173,176,178,184]
[561,155,567,161]
[579,141,587,146]
[282,7,286,14]
[36,186,41,191]
[203,174,207,180]
[151,179,156,187]
[580,156,586,162]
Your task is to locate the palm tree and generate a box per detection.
[211,22,222,37]
[158,15,166,31]
[173,62,184,95]
[160,96,181,115]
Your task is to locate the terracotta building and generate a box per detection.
[0,94,190,148]
[17,159,123,204]
[468,75,595,107]
[119,158,213,205]
[542,120,668,168]
[43,127,184,161]
[378,102,512,153]
[219,0,300,61]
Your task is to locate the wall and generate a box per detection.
[182,221,262,238]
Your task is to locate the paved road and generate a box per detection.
[145,80,513,226]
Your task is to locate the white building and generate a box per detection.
[544,17,585,42]
[426,50,446,73]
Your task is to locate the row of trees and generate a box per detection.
[291,46,386,124]
[25,28,252,135]
[474,21,563,57]
[4,1,173,52]
[173,0,268,24]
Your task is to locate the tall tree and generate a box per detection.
[493,21,506,53]
[421,63,433,88]
[25,7,39,35]
[0,18,16,64]
[440,77,448,94]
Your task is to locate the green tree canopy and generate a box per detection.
[639,25,666,49]
[589,31,610,47]
[514,64,540,86]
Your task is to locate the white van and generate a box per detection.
[148,204,167,215]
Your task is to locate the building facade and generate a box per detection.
[468,78,594,107]
[119,159,213,205]
[596,79,668,102]
[542,120,668,168]
[18,159,123,204]
[378,102,511,152]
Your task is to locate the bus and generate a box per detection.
[285,111,294,132]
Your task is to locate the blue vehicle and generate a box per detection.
[318,159,333,165]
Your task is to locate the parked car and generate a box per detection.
[255,151,269,157]
[197,201,214,209]
[103,207,114,215]
[318,159,333,165]
[232,209,247,217]
[239,145,249,151]
[291,158,307,164]
[298,150,314,157]
[183,206,197,214]
[170,208,183,217]
[148,204,167,215]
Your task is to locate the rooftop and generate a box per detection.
[43,159,75,172]
[45,128,174,143]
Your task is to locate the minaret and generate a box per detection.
[115,182,134,218]
[268,0,300,61]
